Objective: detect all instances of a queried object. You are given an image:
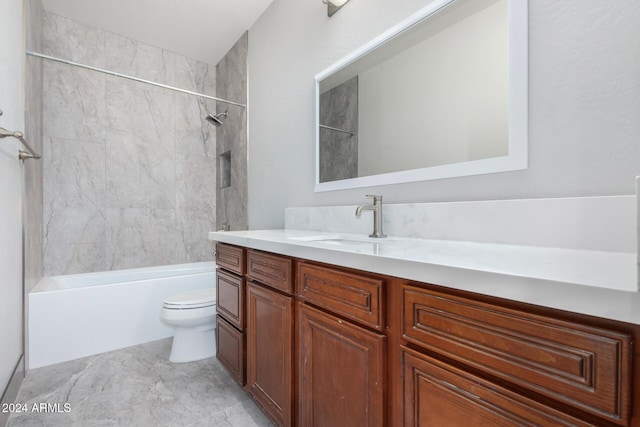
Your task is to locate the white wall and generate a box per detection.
[0,0,25,396]
[248,0,640,229]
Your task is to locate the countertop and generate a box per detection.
[208,229,640,325]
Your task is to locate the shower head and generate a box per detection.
[205,111,227,127]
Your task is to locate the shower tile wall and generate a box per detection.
[25,0,44,292]
[42,12,217,275]
[216,32,248,231]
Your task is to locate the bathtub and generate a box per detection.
[28,262,216,369]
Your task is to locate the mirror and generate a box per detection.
[315,0,527,191]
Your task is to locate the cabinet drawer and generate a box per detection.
[216,315,245,386]
[247,250,293,294]
[297,262,384,331]
[402,286,632,425]
[216,270,245,330]
[215,243,245,275]
[402,346,597,427]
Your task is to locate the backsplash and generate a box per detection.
[286,195,637,254]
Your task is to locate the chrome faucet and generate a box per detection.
[355,195,386,238]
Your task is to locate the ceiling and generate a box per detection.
[41,0,274,65]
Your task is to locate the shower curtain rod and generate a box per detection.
[319,124,356,136]
[26,51,247,109]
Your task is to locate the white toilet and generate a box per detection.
[160,288,217,363]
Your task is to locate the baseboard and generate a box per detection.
[0,355,24,427]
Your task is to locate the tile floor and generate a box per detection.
[7,339,273,427]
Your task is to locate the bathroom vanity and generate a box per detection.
[210,230,640,427]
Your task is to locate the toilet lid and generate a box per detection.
[163,288,216,309]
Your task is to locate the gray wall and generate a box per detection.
[216,32,248,231]
[248,0,640,229]
[42,12,217,275]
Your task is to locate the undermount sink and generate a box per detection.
[316,238,379,246]
[287,234,392,245]
[287,235,342,242]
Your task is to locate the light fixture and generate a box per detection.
[323,0,351,17]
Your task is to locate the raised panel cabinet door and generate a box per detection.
[298,303,386,427]
[402,346,597,427]
[216,315,245,386]
[216,269,245,330]
[246,282,293,427]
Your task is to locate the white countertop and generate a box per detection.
[208,229,640,325]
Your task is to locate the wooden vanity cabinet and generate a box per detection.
[296,262,387,427]
[245,250,295,427]
[212,243,640,427]
[215,243,247,386]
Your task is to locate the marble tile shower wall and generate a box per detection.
[216,32,248,231]
[25,0,44,292]
[42,12,217,275]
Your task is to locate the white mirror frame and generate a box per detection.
[314,0,528,192]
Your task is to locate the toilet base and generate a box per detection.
[169,325,217,363]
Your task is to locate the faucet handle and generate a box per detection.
[365,194,382,203]
[217,222,230,232]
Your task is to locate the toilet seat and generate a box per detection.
[163,301,216,310]
[163,288,216,310]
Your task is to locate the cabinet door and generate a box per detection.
[298,303,386,427]
[402,346,597,427]
[216,315,245,386]
[246,282,293,427]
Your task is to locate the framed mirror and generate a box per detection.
[315,0,528,192]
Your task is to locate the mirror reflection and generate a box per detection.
[316,0,527,190]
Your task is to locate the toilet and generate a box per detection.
[160,288,217,363]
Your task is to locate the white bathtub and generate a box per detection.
[28,262,216,369]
